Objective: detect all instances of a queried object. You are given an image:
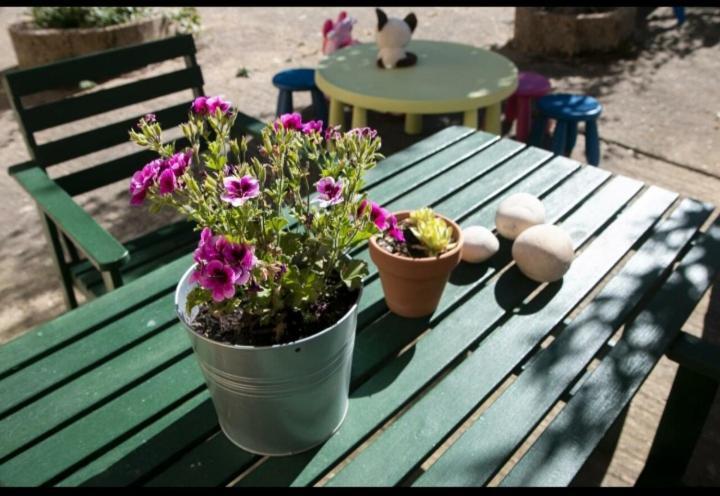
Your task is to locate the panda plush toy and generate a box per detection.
[375,8,418,69]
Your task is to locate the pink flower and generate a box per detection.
[166,150,192,177]
[191,96,208,115]
[158,168,177,195]
[301,119,324,135]
[222,241,256,274]
[129,159,163,205]
[193,227,221,265]
[387,214,405,242]
[221,175,260,206]
[274,112,303,131]
[370,201,390,230]
[199,260,237,302]
[324,125,342,141]
[349,127,378,139]
[314,176,344,207]
[206,95,232,115]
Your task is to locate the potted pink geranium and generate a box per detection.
[128,97,400,455]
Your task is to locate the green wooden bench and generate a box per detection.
[0,127,718,487]
[4,34,265,309]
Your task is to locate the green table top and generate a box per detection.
[1,127,718,487]
[315,40,519,114]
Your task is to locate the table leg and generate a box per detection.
[462,109,479,130]
[483,102,502,135]
[351,106,367,129]
[405,113,423,134]
[328,98,345,129]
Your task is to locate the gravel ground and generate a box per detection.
[0,6,718,487]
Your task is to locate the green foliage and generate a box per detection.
[130,104,384,337]
[408,207,455,257]
[30,7,151,29]
[166,7,201,35]
[29,7,201,34]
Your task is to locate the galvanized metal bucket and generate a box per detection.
[175,266,359,456]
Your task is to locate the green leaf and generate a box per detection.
[267,217,289,232]
[340,259,368,290]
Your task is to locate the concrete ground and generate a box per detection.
[0,6,718,487]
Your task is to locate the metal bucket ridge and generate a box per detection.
[175,265,359,456]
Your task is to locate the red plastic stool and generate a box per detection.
[504,71,552,143]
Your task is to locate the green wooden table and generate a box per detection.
[1,127,719,487]
[315,40,518,135]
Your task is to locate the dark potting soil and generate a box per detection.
[190,283,359,347]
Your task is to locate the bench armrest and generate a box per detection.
[9,161,129,271]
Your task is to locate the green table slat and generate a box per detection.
[500,217,720,487]
[414,198,712,487]
[363,132,500,208]
[361,126,478,190]
[236,174,646,488]
[328,179,670,487]
[0,355,206,486]
[58,391,214,487]
[0,294,178,419]
[0,322,190,461]
[0,253,192,378]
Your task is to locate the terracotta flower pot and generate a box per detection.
[369,211,463,318]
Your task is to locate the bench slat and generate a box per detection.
[500,217,720,487]
[23,66,203,133]
[35,101,192,166]
[4,35,198,97]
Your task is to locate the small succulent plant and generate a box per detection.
[408,208,455,256]
[379,207,457,258]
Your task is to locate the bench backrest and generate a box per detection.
[3,34,204,196]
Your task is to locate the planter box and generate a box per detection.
[9,16,171,68]
[513,7,637,57]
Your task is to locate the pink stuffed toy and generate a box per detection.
[322,11,359,55]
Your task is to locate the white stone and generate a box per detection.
[495,193,546,240]
[461,225,499,263]
[512,224,574,282]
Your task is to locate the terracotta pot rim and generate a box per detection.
[369,210,464,263]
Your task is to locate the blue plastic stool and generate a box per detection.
[529,93,603,166]
[271,68,328,123]
[672,7,685,26]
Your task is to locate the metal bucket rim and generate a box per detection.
[175,264,362,351]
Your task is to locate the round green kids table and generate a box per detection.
[315,39,518,135]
